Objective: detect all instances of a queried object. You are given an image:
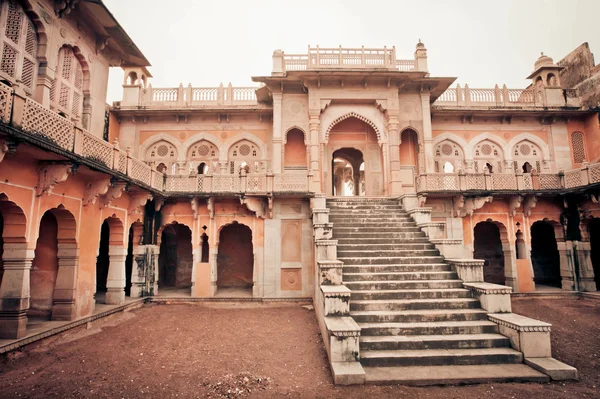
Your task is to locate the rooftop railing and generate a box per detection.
[277,46,423,73]
[139,83,259,107]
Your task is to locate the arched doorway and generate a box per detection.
[473,221,505,285]
[217,222,253,294]
[29,212,59,318]
[125,224,134,297]
[284,128,307,170]
[531,221,561,289]
[95,217,126,305]
[158,223,193,293]
[327,116,383,196]
[332,148,364,197]
[95,221,110,302]
[590,219,600,291]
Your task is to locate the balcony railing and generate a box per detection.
[417,164,600,193]
[164,171,312,194]
[281,46,418,72]
[139,83,258,107]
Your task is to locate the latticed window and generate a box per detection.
[473,140,504,173]
[228,140,260,174]
[571,132,586,164]
[0,0,38,94]
[53,46,84,119]
[512,140,543,173]
[146,140,178,173]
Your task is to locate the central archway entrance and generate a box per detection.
[332,148,364,196]
[217,222,253,296]
[473,221,506,285]
[158,223,193,295]
[531,221,561,289]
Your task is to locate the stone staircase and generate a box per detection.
[327,197,548,385]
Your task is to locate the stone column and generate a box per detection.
[502,242,519,291]
[388,122,402,195]
[272,92,283,173]
[51,243,79,320]
[558,240,576,291]
[309,115,321,192]
[34,65,55,108]
[130,245,146,298]
[381,143,390,195]
[420,93,435,173]
[573,240,597,292]
[105,245,127,305]
[0,244,33,339]
[191,245,201,296]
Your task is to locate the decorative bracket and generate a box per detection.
[268,195,274,219]
[83,176,111,206]
[154,195,165,212]
[523,195,539,217]
[128,191,152,214]
[102,182,127,207]
[36,162,74,196]
[453,195,493,218]
[190,196,200,220]
[240,196,267,219]
[55,0,80,18]
[207,197,215,219]
[508,195,524,217]
[0,138,17,164]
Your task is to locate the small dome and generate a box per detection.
[416,39,425,49]
[534,52,554,70]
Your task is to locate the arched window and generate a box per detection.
[571,132,586,164]
[473,140,504,173]
[53,46,84,120]
[146,140,178,173]
[228,139,260,174]
[513,140,543,173]
[198,162,208,174]
[284,129,307,169]
[434,140,464,173]
[0,0,38,94]
[187,139,218,172]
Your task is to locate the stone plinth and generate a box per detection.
[315,240,338,261]
[488,313,551,358]
[463,282,512,313]
[430,239,465,258]
[318,260,344,285]
[321,285,351,316]
[312,208,330,224]
[447,259,485,283]
[313,223,333,240]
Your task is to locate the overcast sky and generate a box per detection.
[103,0,599,103]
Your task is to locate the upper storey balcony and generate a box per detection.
[271,44,427,75]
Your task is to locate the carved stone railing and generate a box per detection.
[164,171,311,194]
[0,81,13,124]
[280,46,418,72]
[140,83,258,107]
[418,164,600,193]
[434,84,580,108]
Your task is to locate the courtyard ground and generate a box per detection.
[0,298,598,399]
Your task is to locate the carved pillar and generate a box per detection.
[502,242,518,291]
[309,115,321,192]
[420,92,434,173]
[573,240,597,291]
[381,143,390,195]
[130,245,146,298]
[105,245,127,305]
[558,240,576,291]
[320,142,327,194]
[388,122,402,195]
[0,245,33,339]
[272,92,283,173]
[51,243,79,320]
[35,64,55,108]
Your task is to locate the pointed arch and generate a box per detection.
[221,132,267,161]
[465,133,508,159]
[325,112,383,143]
[181,133,223,156]
[506,133,551,161]
[433,133,469,150]
[139,133,184,161]
[284,126,307,144]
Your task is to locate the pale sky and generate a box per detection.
[103,0,599,104]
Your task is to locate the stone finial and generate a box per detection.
[416,39,425,49]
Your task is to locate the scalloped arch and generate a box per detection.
[325,112,382,142]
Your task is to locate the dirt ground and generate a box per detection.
[0,298,599,399]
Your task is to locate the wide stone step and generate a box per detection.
[337,249,440,258]
[343,271,457,281]
[360,347,523,367]
[359,333,511,351]
[336,237,431,244]
[350,298,480,312]
[350,308,488,323]
[329,210,408,216]
[357,320,500,336]
[332,222,417,228]
[343,264,452,273]
[333,232,427,239]
[363,364,549,385]
[327,204,404,208]
[338,256,444,265]
[337,243,435,251]
[333,226,422,233]
[345,280,463,291]
[350,288,471,300]
[329,217,413,223]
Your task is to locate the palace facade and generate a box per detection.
[0,0,597,385]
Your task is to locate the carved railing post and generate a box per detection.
[484,168,492,190]
[581,161,590,186]
[177,83,184,107]
[558,170,565,189]
[267,170,274,192]
[516,169,524,190]
[240,168,247,193]
[464,84,471,107]
[502,84,509,106]
[186,84,193,105]
[459,170,467,191]
[204,173,212,193]
[226,83,233,105]
[494,84,501,106]
[73,126,83,153]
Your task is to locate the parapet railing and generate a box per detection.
[164,171,312,194]
[140,83,258,107]
[281,46,418,72]
[418,165,600,193]
[433,84,580,108]
[0,82,312,194]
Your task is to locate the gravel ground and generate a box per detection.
[0,298,598,399]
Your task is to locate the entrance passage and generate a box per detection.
[531,221,561,288]
[332,148,364,197]
[591,219,600,291]
[217,222,253,291]
[159,224,193,289]
[96,221,110,300]
[30,211,59,318]
[473,221,505,285]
